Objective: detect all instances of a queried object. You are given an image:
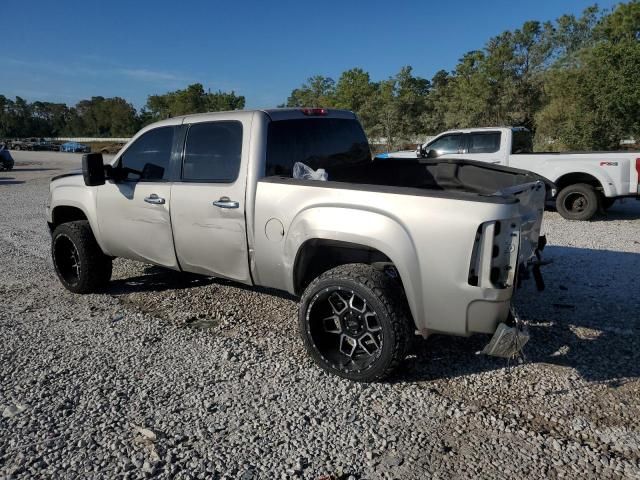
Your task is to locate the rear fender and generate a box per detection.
[548,166,617,197]
[284,206,423,328]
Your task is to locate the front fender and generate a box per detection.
[284,206,423,327]
[49,182,106,253]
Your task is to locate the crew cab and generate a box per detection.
[47,109,549,381]
[384,127,640,220]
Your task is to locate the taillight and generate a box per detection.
[301,108,328,116]
[636,158,640,191]
[468,220,519,289]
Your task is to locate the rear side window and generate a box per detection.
[120,126,174,181]
[182,121,243,182]
[511,130,533,154]
[266,118,370,177]
[426,134,462,155]
[467,132,501,153]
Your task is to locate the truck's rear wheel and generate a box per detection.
[556,183,599,221]
[52,220,112,293]
[299,263,411,382]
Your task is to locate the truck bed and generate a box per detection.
[315,157,553,197]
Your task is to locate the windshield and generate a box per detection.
[265,118,371,177]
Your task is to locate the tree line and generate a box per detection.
[0,85,245,139]
[1,2,638,150]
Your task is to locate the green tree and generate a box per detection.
[67,96,138,136]
[333,68,375,112]
[536,38,640,149]
[536,2,640,149]
[145,83,245,121]
[333,68,377,134]
[421,70,452,135]
[286,76,336,107]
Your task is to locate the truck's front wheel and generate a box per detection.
[298,264,411,382]
[52,221,112,293]
[556,183,599,221]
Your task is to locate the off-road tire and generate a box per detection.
[52,220,112,293]
[299,263,412,382]
[556,183,599,221]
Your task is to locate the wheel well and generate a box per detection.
[293,239,397,295]
[555,172,603,192]
[50,206,88,231]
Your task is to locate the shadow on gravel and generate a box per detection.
[106,265,296,301]
[590,200,640,222]
[106,265,217,294]
[0,177,25,185]
[546,199,640,221]
[395,245,640,385]
[10,167,59,172]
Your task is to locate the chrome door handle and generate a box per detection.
[144,194,165,205]
[212,196,239,209]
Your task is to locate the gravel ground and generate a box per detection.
[1,152,639,479]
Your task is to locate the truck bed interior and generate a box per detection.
[313,158,550,196]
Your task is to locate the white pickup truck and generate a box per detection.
[383,127,640,220]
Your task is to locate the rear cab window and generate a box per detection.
[265,118,370,177]
[511,130,533,154]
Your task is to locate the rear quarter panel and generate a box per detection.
[510,153,637,197]
[253,180,520,335]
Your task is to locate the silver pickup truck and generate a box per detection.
[47,108,549,381]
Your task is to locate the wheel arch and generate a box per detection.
[50,205,88,231]
[293,239,400,294]
[284,207,423,329]
[553,170,614,197]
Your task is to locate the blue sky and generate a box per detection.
[2,0,621,109]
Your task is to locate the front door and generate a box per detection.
[170,118,252,283]
[97,125,179,269]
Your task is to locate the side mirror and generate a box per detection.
[426,149,439,159]
[82,153,105,186]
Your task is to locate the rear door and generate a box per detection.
[97,125,179,268]
[461,131,504,164]
[170,117,252,283]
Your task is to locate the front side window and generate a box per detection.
[426,134,462,155]
[182,121,243,182]
[119,126,174,181]
[467,132,501,154]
